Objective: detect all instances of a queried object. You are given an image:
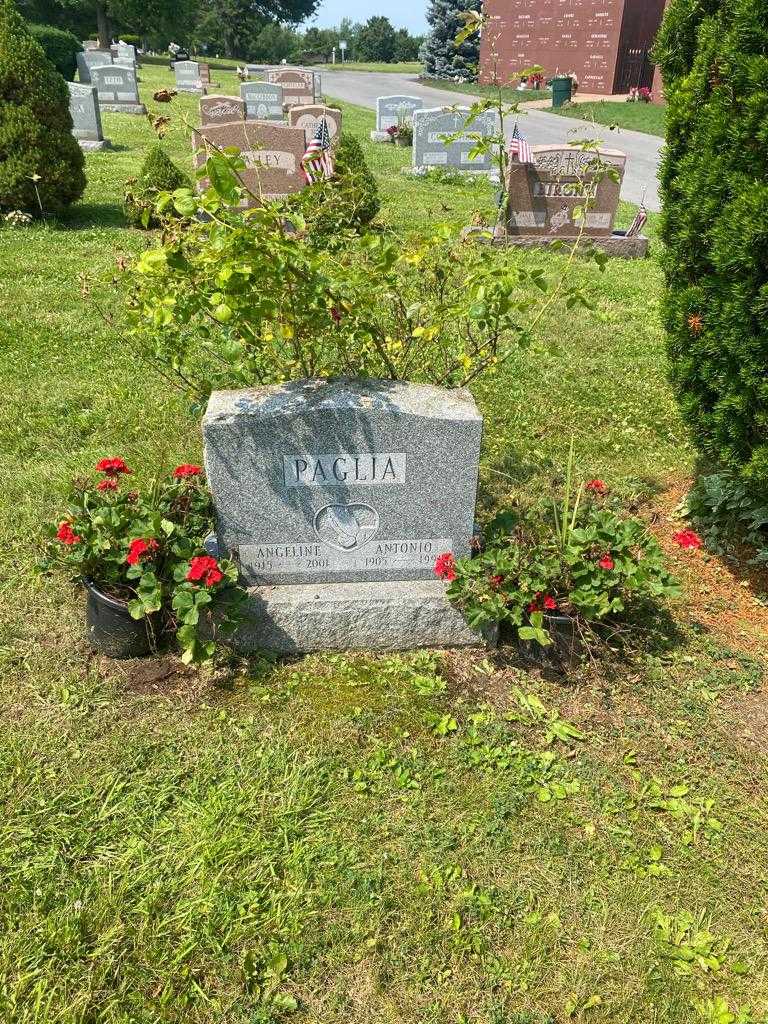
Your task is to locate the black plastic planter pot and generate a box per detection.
[517,613,585,673]
[84,579,156,659]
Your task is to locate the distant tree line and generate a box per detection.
[15,0,423,62]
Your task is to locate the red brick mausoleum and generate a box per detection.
[479,0,667,96]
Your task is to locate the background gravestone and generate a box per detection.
[198,62,219,88]
[91,65,146,114]
[203,379,488,652]
[174,60,204,94]
[192,121,307,207]
[67,82,110,150]
[412,107,499,174]
[506,145,626,236]
[117,41,136,61]
[241,81,284,121]
[375,95,423,132]
[77,48,111,83]
[266,68,314,108]
[288,105,342,144]
[313,71,322,100]
[200,94,246,127]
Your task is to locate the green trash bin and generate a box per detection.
[551,76,573,108]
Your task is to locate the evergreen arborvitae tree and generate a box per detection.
[420,0,481,80]
[656,0,768,496]
[124,145,192,228]
[0,0,85,216]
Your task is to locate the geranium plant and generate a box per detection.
[437,469,679,648]
[44,457,244,663]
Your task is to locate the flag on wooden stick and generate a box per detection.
[302,117,334,183]
[508,123,533,165]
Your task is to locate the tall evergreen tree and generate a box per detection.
[656,0,768,496]
[0,0,85,216]
[420,0,480,80]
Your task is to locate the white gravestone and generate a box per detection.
[174,60,205,94]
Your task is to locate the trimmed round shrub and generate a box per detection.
[656,0,768,496]
[124,144,192,228]
[299,132,380,239]
[0,0,85,216]
[28,23,81,81]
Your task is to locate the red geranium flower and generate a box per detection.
[528,592,558,613]
[56,520,81,545]
[599,554,615,571]
[126,538,159,566]
[673,528,703,550]
[330,307,342,324]
[489,574,505,589]
[186,555,224,587]
[434,552,457,583]
[173,464,202,479]
[586,479,608,496]
[97,478,118,492]
[96,457,131,477]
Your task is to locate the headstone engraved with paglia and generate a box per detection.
[240,81,284,121]
[203,378,491,652]
[412,107,500,174]
[90,64,146,114]
[67,81,110,150]
[371,95,423,141]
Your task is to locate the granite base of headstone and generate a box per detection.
[461,225,649,259]
[202,378,494,653]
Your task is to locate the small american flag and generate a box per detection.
[302,117,334,184]
[508,123,533,165]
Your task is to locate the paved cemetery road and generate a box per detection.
[323,71,663,211]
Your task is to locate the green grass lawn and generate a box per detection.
[1,62,766,1024]
[423,78,553,104]
[551,100,667,138]
[320,61,423,74]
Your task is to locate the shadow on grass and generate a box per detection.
[59,203,128,230]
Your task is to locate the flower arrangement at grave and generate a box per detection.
[43,458,244,662]
[628,86,652,103]
[437,450,680,653]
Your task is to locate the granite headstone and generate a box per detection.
[200,94,246,127]
[192,120,308,206]
[505,145,626,237]
[241,81,284,121]
[266,68,314,108]
[174,59,204,93]
[77,48,111,83]
[412,107,499,173]
[91,64,146,113]
[67,81,110,150]
[203,378,489,652]
[376,95,423,131]
[288,105,342,143]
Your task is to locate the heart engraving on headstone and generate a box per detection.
[314,503,380,551]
